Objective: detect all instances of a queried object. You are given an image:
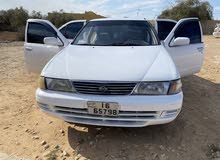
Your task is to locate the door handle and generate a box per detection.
[25,47,32,51]
[197,47,204,53]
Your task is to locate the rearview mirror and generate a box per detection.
[44,37,63,46]
[171,37,190,46]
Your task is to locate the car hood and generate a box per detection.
[42,45,179,81]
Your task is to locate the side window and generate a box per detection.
[174,21,201,44]
[65,22,84,39]
[157,21,176,41]
[60,26,66,36]
[27,22,57,44]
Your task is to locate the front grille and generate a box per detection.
[53,106,158,120]
[73,81,137,95]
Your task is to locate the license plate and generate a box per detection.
[87,101,119,116]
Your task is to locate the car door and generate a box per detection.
[156,18,204,77]
[59,20,86,42]
[24,19,69,73]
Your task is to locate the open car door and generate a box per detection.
[156,18,204,77]
[24,19,69,73]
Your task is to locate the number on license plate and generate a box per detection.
[87,102,119,116]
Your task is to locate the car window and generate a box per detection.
[27,22,56,44]
[157,21,176,41]
[59,26,66,36]
[73,20,159,46]
[174,21,201,44]
[62,22,84,39]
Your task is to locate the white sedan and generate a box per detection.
[24,18,204,127]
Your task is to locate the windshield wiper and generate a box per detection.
[106,43,124,46]
[75,43,93,46]
[123,43,143,46]
[74,43,145,46]
[106,43,144,46]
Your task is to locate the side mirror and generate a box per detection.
[171,37,190,46]
[44,37,63,46]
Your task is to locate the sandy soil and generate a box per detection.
[0,36,219,160]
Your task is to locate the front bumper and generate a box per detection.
[36,89,183,127]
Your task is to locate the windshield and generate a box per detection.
[72,20,160,46]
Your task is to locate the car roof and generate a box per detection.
[90,18,148,22]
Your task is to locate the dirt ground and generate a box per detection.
[0,36,219,160]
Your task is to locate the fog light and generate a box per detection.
[37,102,52,111]
[160,109,180,118]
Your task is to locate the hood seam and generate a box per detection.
[140,51,162,81]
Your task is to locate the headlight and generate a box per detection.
[45,77,75,92]
[168,79,182,95]
[38,76,46,90]
[132,79,182,95]
[133,82,170,95]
